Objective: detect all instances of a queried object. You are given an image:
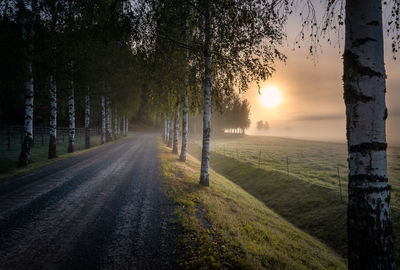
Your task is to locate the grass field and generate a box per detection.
[159,141,346,269]
[0,135,102,175]
[188,135,400,262]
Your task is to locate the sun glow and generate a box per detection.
[260,86,282,108]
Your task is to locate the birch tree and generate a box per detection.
[45,0,59,159]
[67,63,75,153]
[48,72,57,158]
[18,0,38,166]
[172,104,179,154]
[168,116,173,147]
[180,34,189,161]
[342,0,395,268]
[195,0,286,186]
[84,90,90,148]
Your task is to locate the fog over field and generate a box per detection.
[243,2,400,146]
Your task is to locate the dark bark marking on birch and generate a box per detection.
[350,142,387,153]
[352,37,377,47]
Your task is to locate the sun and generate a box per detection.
[259,86,282,108]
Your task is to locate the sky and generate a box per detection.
[243,3,400,145]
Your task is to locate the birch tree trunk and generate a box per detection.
[180,92,188,161]
[200,4,212,186]
[180,35,189,161]
[48,73,57,158]
[168,117,173,147]
[344,0,395,268]
[85,92,90,149]
[163,115,168,143]
[106,97,112,142]
[122,115,125,137]
[101,96,106,144]
[173,105,180,154]
[166,119,170,144]
[67,73,75,153]
[125,115,128,135]
[18,1,36,167]
[114,110,118,139]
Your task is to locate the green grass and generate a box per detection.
[0,135,116,178]
[159,141,346,269]
[188,135,400,262]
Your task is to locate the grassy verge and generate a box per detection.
[0,135,129,179]
[159,142,346,269]
[189,140,400,262]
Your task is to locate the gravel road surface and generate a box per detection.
[0,133,179,270]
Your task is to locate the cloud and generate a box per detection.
[293,114,344,121]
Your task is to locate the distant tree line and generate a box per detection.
[256,120,270,131]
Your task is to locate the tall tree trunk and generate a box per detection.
[19,61,34,166]
[200,4,212,186]
[168,117,173,147]
[164,115,168,143]
[173,105,180,154]
[67,72,75,153]
[122,115,125,137]
[101,96,106,144]
[180,92,188,161]
[106,97,112,142]
[344,0,395,268]
[166,119,170,144]
[114,110,118,139]
[125,115,128,135]
[180,35,189,162]
[85,91,90,149]
[18,1,36,167]
[48,73,57,158]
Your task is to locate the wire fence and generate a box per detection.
[191,140,350,198]
[0,125,100,151]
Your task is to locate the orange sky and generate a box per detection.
[243,6,400,145]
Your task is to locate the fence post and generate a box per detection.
[258,150,261,168]
[286,156,289,181]
[337,167,343,202]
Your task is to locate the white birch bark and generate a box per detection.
[106,97,112,142]
[101,95,106,144]
[48,73,57,158]
[18,1,37,166]
[85,91,90,149]
[166,119,170,144]
[173,105,180,154]
[114,110,118,139]
[67,71,75,153]
[168,117,173,147]
[180,35,189,161]
[200,5,212,186]
[122,115,125,137]
[344,0,395,268]
[125,115,128,135]
[163,115,168,143]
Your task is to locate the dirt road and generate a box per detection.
[0,133,179,270]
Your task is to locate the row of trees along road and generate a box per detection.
[1,0,399,268]
[143,0,398,268]
[0,0,142,165]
